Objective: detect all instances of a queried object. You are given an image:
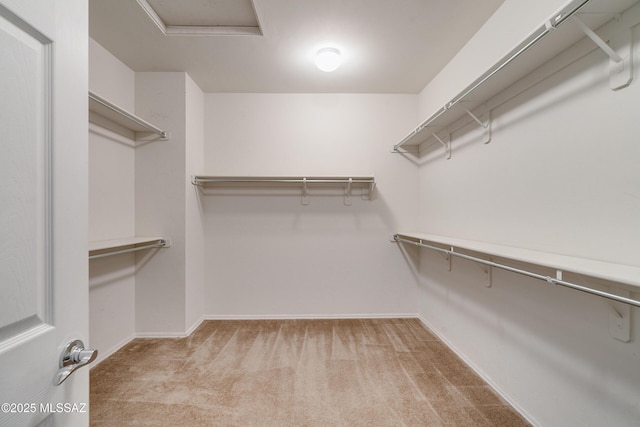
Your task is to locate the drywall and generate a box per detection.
[89,54,206,343]
[185,74,205,331]
[414,1,640,425]
[134,72,188,335]
[134,72,205,336]
[88,38,135,111]
[203,93,420,317]
[88,38,136,362]
[417,0,568,119]
[88,39,136,242]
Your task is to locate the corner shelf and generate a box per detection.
[394,232,640,307]
[89,237,170,260]
[393,0,636,154]
[191,175,376,205]
[89,91,169,141]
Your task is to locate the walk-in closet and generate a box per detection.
[1,0,638,425]
[89,0,640,424]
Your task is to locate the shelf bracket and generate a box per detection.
[432,133,451,160]
[440,247,452,271]
[572,16,632,90]
[464,107,491,144]
[301,178,310,206]
[480,261,493,288]
[451,247,492,287]
[363,179,376,201]
[607,287,631,342]
[344,178,352,206]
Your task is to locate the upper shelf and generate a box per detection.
[191,175,376,205]
[393,0,637,153]
[88,91,169,141]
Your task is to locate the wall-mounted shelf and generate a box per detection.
[89,91,169,141]
[89,237,170,260]
[394,232,640,308]
[393,0,636,155]
[191,175,376,205]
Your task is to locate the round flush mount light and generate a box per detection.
[315,47,341,72]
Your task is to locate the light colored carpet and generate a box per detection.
[90,318,529,426]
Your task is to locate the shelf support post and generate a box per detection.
[464,106,491,144]
[301,178,310,206]
[572,16,632,90]
[607,287,631,342]
[480,259,493,288]
[367,179,376,200]
[344,178,352,206]
[432,133,451,160]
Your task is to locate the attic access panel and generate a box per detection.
[138,0,262,35]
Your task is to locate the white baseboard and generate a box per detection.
[90,333,136,369]
[415,315,539,427]
[185,315,206,336]
[91,314,419,368]
[203,313,419,320]
[134,316,206,339]
[134,331,189,338]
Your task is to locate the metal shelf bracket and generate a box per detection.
[302,178,310,206]
[572,16,632,90]
[345,178,352,206]
[437,246,452,271]
[481,261,493,288]
[607,288,631,342]
[464,106,492,144]
[364,180,376,201]
[432,133,452,160]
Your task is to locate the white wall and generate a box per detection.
[417,0,568,118]
[135,72,206,335]
[88,38,135,111]
[88,38,136,363]
[135,73,188,335]
[185,75,205,331]
[414,1,640,425]
[203,93,420,317]
[89,50,206,347]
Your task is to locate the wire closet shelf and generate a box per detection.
[395,234,640,308]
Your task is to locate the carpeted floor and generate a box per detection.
[90,318,529,426]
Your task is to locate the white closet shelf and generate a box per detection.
[395,232,640,307]
[89,237,170,260]
[89,91,168,140]
[191,175,376,204]
[393,0,636,153]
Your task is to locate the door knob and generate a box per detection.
[54,339,98,386]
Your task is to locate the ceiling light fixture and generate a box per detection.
[315,47,341,72]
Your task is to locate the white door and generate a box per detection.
[0,0,90,426]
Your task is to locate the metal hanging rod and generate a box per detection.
[191,175,376,205]
[88,91,169,140]
[191,176,375,185]
[394,235,640,308]
[393,0,591,152]
[89,239,169,260]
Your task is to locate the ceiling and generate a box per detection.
[89,0,505,93]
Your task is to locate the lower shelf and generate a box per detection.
[395,232,640,308]
[89,237,170,260]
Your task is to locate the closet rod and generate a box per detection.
[192,177,375,185]
[89,240,168,260]
[394,235,640,308]
[393,0,591,152]
[88,91,168,139]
